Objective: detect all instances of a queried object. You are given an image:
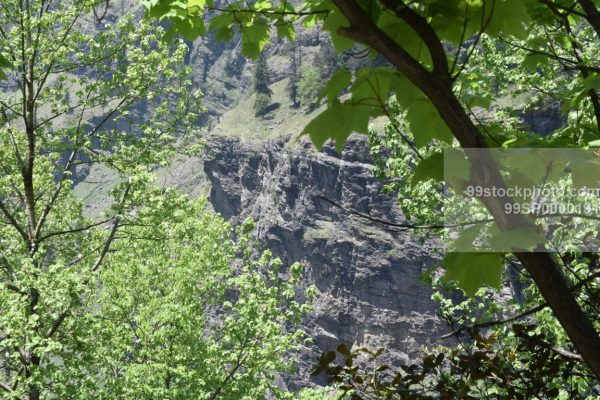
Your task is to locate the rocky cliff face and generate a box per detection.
[203,134,443,386]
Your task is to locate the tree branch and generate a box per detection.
[0,381,13,393]
[45,309,69,339]
[208,335,257,400]
[0,199,28,242]
[332,0,433,94]
[577,0,600,38]
[38,217,113,243]
[91,184,131,272]
[379,0,450,78]
[207,5,329,17]
[441,304,546,340]
[315,195,492,230]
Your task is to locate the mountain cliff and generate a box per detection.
[203,134,443,385]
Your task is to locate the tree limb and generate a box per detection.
[38,217,113,243]
[0,381,13,393]
[45,309,69,339]
[0,199,29,242]
[379,1,450,79]
[91,184,131,272]
[315,195,493,230]
[577,0,600,38]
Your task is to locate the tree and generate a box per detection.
[254,92,273,116]
[143,0,600,378]
[253,51,272,116]
[66,198,313,399]
[314,39,338,80]
[0,1,315,398]
[297,65,323,110]
[287,45,301,107]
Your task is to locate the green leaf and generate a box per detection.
[377,13,432,68]
[406,99,454,147]
[187,0,206,9]
[303,101,373,151]
[412,152,444,185]
[0,53,11,69]
[208,12,235,33]
[351,67,399,107]
[240,23,270,58]
[276,23,295,41]
[165,15,205,41]
[392,77,421,107]
[449,225,486,252]
[144,0,178,19]
[318,68,352,105]
[564,151,600,188]
[443,148,470,190]
[489,227,546,252]
[502,148,562,186]
[483,0,531,40]
[322,7,354,52]
[563,73,600,112]
[442,252,504,296]
[521,53,548,73]
[588,139,600,147]
[214,26,234,42]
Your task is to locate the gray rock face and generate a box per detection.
[521,102,566,136]
[203,134,443,386]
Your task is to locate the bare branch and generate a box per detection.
[38,217,113,243]
[0,199,29,242]
[91,184,131,272]
[316,195,493,230]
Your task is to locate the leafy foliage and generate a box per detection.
[298,65,324,110]
[0,2,316,398]
[253,52,273,117]
[112,0,600,382]
[140,0,600,372]
[254,92,273,117]
[312,327,596,399]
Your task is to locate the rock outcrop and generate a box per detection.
[203,134,443,387]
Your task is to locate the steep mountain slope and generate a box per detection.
[203,134,443,386]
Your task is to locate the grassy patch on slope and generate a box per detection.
[209,78,323,145]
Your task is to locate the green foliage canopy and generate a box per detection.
[297,65,324,110]
[0,1,315,398]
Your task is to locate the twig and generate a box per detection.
[91,184,131,272]
[440,303,545,339]
[0,381,13,393]
[38,217,113,243]
[316,195,492,230]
